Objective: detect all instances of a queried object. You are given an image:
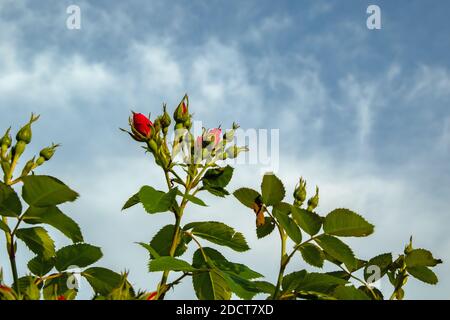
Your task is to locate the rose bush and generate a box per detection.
[0,94,442,300]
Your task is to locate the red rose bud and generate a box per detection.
[307,186,319,211]
[16,114,40,144]
[147,291,157,300]
[173,95,189,123]
[127,112,153,142]
[57,295,66,300]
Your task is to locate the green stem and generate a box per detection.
[8,238,19,293]
[157,171,193,300]
[157,214,182,299]
[2,216,19,293]
[273,224,287,300]
[337,264,378,300]
[3,159,21,294]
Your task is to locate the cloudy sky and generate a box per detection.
[1,0,449,299]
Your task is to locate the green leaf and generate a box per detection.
[326,271,351,281]
[184,221,250,252]
[333,285,370,300]
[23,206,83,243]
[28,255,55,276]
[139,186,178,214]
[202,185,230,197]
[364,253,392,281]
[294,272,348,293]
[82,267,123,295]
[282,270,307,292]
[323,208,374,237]
[14,276,40,300]
[348,259,367,273]
[16,227,55,259]
[233,188,261,208]
[55,243,102,271]
[291,207,322,236]
[222,272,262,300]
[283,271,347,294]
[176,190,207,206]
[299,243,325,268]
[261,173,285,206]
[43,273,77,300]
[149,256,198,272]
[407,266,438,284]
[137,242,160,259]
[0,219,11,233]
[316,235,356,270]
[21,175,79,207]
[202,165,233,188]
[253,281,276,295]
[122,193,139,210]
[256,217,275,239]
[150,224,189,258]
[406,249,442,268]
[192,248,231,300]
[0,182,22,217]
[273,206,302,243]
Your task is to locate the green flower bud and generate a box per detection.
[39,143,60,161]
[173,95,189,123]
[404,236,413,255]
[1,128,12,159]
[184,116,192,130]
[21,157,36,176]
[307,186,319,211]
[153,117,162,135]
[223,122,239,142]
[160,104,171,129]
[16,114,40,144]
[1,127,12,148]
[225,145,248,159]
[293,177,307,206]
[12,141,27,159]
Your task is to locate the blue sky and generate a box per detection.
[1,0,449,299]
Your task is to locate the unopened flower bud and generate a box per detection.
[153,117,162,135]
[1,128,12,159]
[16,114,40,144]
[123,112,154,142]
[183,116,192,130]
[39,143,60,161]
[293,177,307,206]
[173,95,189,123]
[307,186,319,211]
[225,145,248,159]
[223,122,239,142]
[1,128,12,148]
[160,104,171,130]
